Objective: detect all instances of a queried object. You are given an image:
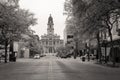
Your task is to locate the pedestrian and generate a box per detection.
[0,54,1,63]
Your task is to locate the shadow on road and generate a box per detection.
[57,60,84,80]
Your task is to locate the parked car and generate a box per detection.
[89,54,96,60]
[40,54,46,57]
[34,54,40,59]
[81,54,95,60]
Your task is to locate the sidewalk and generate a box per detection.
[94,61,120,68]
[0,58,10,64]
[75,58,120,68]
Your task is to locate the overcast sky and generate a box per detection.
[19,0,66,39]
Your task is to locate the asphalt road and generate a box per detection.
[0,55,120,80]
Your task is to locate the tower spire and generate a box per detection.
[48,14,54,25]
[47,14,54,34]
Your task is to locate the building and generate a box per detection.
[40,14,63,53]
[88,16,120,62]
[64,24,74,49]
[64,23,87,55]
[9,34,31,59]
[12,41,30,58]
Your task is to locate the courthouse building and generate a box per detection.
[40,15,63,53]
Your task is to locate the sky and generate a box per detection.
[19,0,66,39]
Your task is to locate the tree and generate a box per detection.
[84,0,120,66]
[65,0,120,66]
[0,2,37,63]
[64,0,73,18]
[27,34,41,57]
[72,0,120,66]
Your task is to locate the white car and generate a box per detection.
[81,54,95,60]
[34,54,40,59]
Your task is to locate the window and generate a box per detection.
[46,41,48,45]
[53,41,55,45]
[57,41,59,44]
[67,35,73,38]
[67,41,71,44]
[49,41,52,45]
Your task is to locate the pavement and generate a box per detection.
[0,55,120,80]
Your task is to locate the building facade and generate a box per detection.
[40,15,63,53]
[64,24,74,49]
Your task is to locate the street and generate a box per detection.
[0,55,120,80]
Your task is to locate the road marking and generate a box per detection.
[48,56,54,80]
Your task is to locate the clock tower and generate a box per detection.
[47,14,54,35]
[40,14,63,53]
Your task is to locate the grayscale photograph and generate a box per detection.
[0,0,120,80]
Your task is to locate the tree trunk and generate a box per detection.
[88,50,90,61]
[105,44,107,63]
[4,40,8,63]
[97,32,102,63]
[108,28,115,67]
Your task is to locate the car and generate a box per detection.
[34,54,40,59]
[90,54,96,60]
[80,54,96,60]
[40,54,46,57]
